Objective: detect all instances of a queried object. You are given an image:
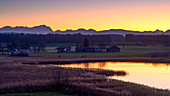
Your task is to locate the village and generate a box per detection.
[0,38,120,56]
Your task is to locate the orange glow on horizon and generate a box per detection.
[0,3,170,32]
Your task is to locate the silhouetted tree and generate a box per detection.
[83,38,89,47]
[38,41,46,52]
[0,33,123,44]
[98,40,107,52]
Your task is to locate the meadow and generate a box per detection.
[31,45,170,57]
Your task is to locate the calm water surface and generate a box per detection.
[55,62,170,89]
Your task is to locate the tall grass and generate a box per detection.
[0,92,67,96]
[0,62,125,95]
[1,57,170,96]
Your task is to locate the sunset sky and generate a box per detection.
[0,0,170,31]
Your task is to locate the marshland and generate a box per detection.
[1,56,170,96]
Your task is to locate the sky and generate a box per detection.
[0,0,170,31]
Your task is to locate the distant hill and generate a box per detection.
[0,25,53,34]
[1,25,170,35]
[52,29,170,36]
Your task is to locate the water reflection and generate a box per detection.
[75,62,108,68]
[152,64,169,70]
[83,63,89,68]
[98,62,107,68]
[56,62,170,89]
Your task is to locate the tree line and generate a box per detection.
[0,33,124,45]
[1,33,170,46]
[125,34,170,45]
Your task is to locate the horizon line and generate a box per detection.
[0,25,170,32]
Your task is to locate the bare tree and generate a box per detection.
[83,38,89,47]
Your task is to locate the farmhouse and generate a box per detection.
[75,47,98,52]
[56,46,71,53]
[84,47,98,52]
[106,46,120,52]
[75,47,84,52]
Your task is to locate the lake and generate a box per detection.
[55,62,170,90]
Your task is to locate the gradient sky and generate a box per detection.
[0,0,170,31]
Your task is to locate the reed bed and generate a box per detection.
[0,56,170,96]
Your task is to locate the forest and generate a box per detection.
[0,33,124,44]
[0,33,170,46]
[125,34,170,45]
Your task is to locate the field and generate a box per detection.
[1,42,170,57]
[31,45,170,57]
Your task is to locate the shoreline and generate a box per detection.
[19,56,170,65]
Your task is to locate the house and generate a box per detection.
[75,47,98,52]
[75,47,84,52]
[84,47,98,52]
[56,46,71,53]
[106,46,120,52]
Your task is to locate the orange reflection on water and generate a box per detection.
[56,62,170,89]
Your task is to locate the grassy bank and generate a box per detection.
[22,56,170,65]
[31,52,150,57]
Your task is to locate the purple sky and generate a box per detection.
[0,0,170,31]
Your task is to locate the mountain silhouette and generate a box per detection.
[0,25,52,34]
[0,25,170,35]
[52,28,170,36]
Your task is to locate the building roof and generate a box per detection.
[107,46,120,49]
[56,46,71,49]
[76,47,98,49]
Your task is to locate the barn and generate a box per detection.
[75,47,98,52]
[106,46,120,52]
[83,47,98,52]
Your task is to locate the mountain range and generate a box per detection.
[1,25,170,36]
[0,25,53,34]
